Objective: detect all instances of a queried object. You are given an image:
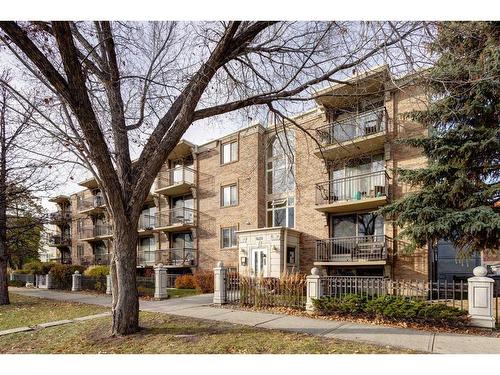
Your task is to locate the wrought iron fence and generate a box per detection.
[10,273,35,284]
[137,276,155,297]
[315,170,389,205]
[320,276,472,311]
[223,272,307,309]
[81,275,107,293]
[316,107,386,146]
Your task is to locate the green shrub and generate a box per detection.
[23,261,52,275]
[313,294,468,325]
[193,270,214,293]
[93,281,106,293]
[8,280,25,287]
[175,274,196,289]
[48,264,86,289]
[84,265,109,277]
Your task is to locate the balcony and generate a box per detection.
[315,170,389,213]
[49,211,71,223]
[81,254,111,266]
[154,166,196,196]
[77,194,106,214]
[79,225,113,241]
[314,108,387,159]
[315,235,392,266]
[137,247,197,267]
[48,234,72,247]
[138,214,156,233]
[154,207,196,232]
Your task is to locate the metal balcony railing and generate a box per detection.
[316,107,387,146]
[48,234,72,247]
[315,235,391,263]
[77,194,105,212]
[79,224,112,239]
[137,248,197,267]
[316,170,389,205]
[155,166,196,191]
[49,211,72,222]
[138,214,156,231]
[155,207,196,228]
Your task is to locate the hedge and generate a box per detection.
[312,294,468,325]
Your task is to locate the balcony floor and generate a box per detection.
[315,196,388,214]
[77,206,106,215]
[314,260,388,266]
[79,234,113,242]
[314,132,386,160]
[154,182,194,196]
[153,223,195,232]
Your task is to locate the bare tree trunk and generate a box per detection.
[0,93,9,305]
[111,218,139,335]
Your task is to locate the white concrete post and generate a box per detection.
[9,273,14,282]
[72,271,82,292]
[213,261,227,305]
[106,274,112,295]
[46,272,54,289]
[468,266,496,329]
[154,263,169,300]
[306,267,322,312]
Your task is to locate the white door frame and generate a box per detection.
[251,248,267,277]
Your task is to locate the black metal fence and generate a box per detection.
[224,272,306,309]
[81,275,107,293]
[321,276,471,308]
[137,276,155,297]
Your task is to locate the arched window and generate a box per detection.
[266,131,295,195]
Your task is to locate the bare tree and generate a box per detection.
[0,21,427,333]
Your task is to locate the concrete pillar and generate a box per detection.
[9,273,14,282]
[72,271,82,292]
[46,272,54,289]
[468,266,496,329]
[154,263,168,300]
[306,267,322,312]
[213,261,227,305]
[106,274,112,295]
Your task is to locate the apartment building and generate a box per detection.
[48,66,466,281]
[46,195,73,264]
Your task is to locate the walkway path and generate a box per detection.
[8,287,500,354]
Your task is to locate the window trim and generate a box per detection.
[220,225,238,249]
[266,197,295,228]
[220,183,238,208]
[220,140,239,165]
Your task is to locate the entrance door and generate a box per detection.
[251,248,266,277]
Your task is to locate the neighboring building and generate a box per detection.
[48,65,495,281]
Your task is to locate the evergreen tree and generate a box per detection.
[381,22,500,258]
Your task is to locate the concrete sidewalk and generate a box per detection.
[9,287,500,354]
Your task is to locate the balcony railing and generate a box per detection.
[138,214,156,231]
[155,166,196,191]
[316,235,391,263]
[49,211,72,222]
[80,254,111,266]
[79,224,112,239]
[77,194,105,212]
[316,170,389,205]
[48,234,72,247]
[137,248,197,267]
[155,207,196,228]
[316,107,387,146]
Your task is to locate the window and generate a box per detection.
[221,140,238,164]
[139,237,155,252]
[221,184,238,207]
[267,197,295,228]
[221,226,237,248]
[77,244,84,259]
[267,132,295,194]
[286,247,296,264]
[332,212,384,238]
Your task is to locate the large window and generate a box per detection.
[267,197,295,228]
[267,131,295,195]
[221,226,237,249]
[139,236,155,252]
[332,212,384,238]
[221,140,238,164]
[221,184,238,207]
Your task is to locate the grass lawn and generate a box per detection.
[168,288,198,298]
[0,293,109,330]
[0,293,414,354]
